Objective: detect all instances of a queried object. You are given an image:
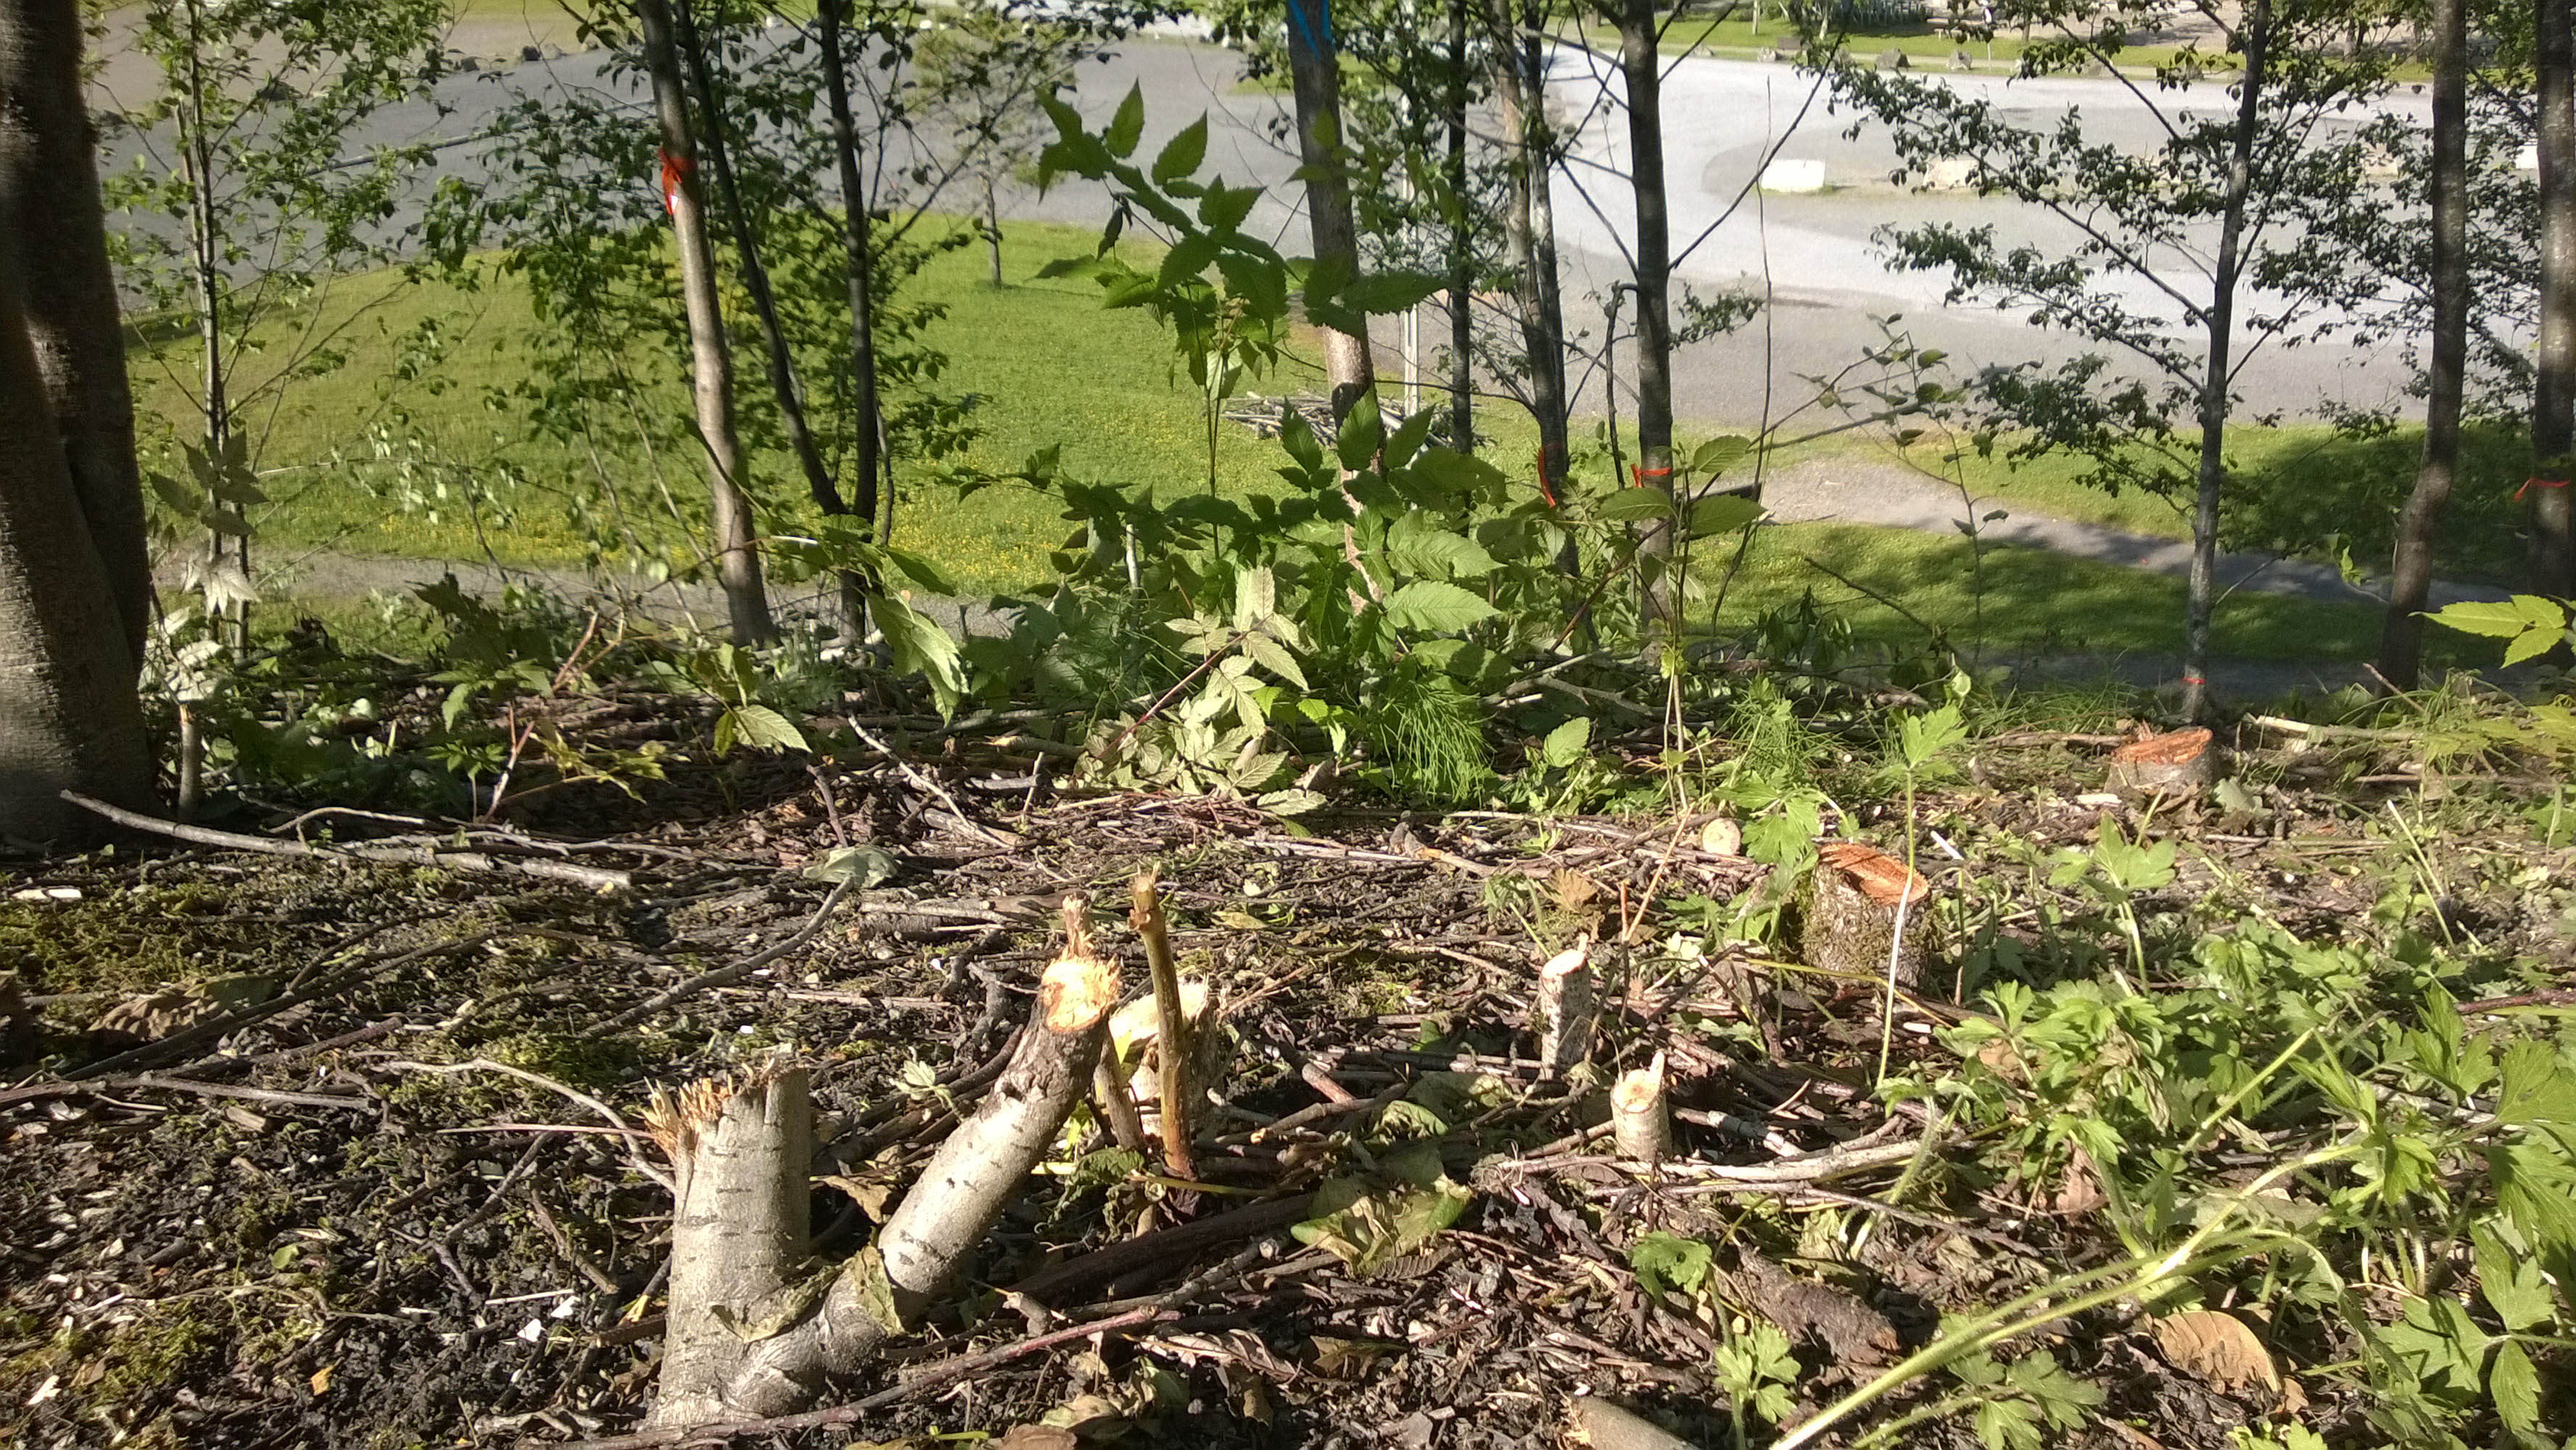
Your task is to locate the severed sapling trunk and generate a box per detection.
[1610,1051,1670,1163]
[2107,726,2219,798]
[1806,842,1931,989]
[1533,942,1594,1076]
[645,899,1119,1429]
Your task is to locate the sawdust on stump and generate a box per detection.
[1805,841,1933,988]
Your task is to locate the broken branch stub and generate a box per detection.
[1610,1052,1671,1163]
[1129,871,1197,1179]
[1806,842,1932,988]
[1534,942,1595,1077]
[643,898,1121,1431]
[2108,726,2219,798]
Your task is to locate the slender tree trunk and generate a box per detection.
[2534,0,2575,595]
[1284,0,1376,411]
[1616,0,1677,630]
[2379,0,2468,688]
[2183,0,2269,721]
[0,176,154,843]
[0,0,148,671]
[1445,0,1475,452]
[637,0,772,645]
[987,179,1004,288]
[820,0,885,564]
[672,0,864,639]
[179,6,241,656]
[1495,0,1573,578]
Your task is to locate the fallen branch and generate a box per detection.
[0,1073,374,1112]
[1129,871,1196,1179]
[1007,1193,1317,1306]
[59,792,633,892]
[591,880,856,1036]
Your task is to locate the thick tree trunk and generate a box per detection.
[0,0,149,671]
[2379,0,2466,689]
[1445,0,1476,452]
[637,0,772,645]
[1616,0,1677,630]
[2184,0,2269,721]
[0,226,154,842]
[1284,0,1376,410]
[820,0,886,564]
[1494,0,1575,582]
[2534,0,2575,595]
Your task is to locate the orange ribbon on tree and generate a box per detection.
[658,149,693,217]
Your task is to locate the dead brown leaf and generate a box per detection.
[2151,1309,2281,1394]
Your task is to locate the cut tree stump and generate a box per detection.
[1610,1052,1671,1162]
[1805,842,1932,988]
[2108,726,2219,798]
[1533,942,1595,1076]
[643,897,1119,1430]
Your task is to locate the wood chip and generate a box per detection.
[1817,842,1928,906]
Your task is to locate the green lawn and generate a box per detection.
[1574,14,2205,72]
[130,213,2447,671]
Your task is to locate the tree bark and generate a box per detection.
[2379,0,2467,689]
[1616,0,1677,631]
[2184,0,2270,721]
[819,0,886,567]
[0,205,154,843]
[2534,0,2575,596]
[1284,0,1376,410]
[672,0,865,641]
[1445,0,1476,452]
[637,0,772,645]
[1493,0,1575,582]
[0,0,149,671]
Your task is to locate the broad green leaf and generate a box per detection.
[1689,434,1754,476]
[1594,487,1675,521]
[1104,83,1145,158]
[1233,566,1278,631]
[1408,444,1506,502]
[1685,492,1764,538]
[2425,595,2565,639]
[1340,270,1444,315]
[1383,579,1497,633]
[2474,1225,2555,1332]
[1627,1231,1712,1298]
[1291,1142,1471,1277]
[2490,1338,2541,1432]
[1241,631,1307,690]
[721,704,809,755]
[872,593,967,718]
[1336,392,1385,473]
[1152,115,1208,183]
[804,845,898,888]
[1541,716,1592,769]
[1157,231,1220,291]
[1199,181,1262,233]
[2503,626,2565,668]
[880,546,960,597]
[1386,513,1496,579]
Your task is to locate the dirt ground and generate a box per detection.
[0,723,2566,1449]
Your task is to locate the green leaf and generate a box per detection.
[1541,716,1592,769]
[1386,513,1497,579]
[2490,1338,2541,1432]
[1336,392,1384,473]
[1152,115,1208,183]
[1383,579,1497,633]
[1198,181,1262,233]
[804,845,899,888]
[1627,1231,1712,1298]
[2475,1225,2556,1332]
[1291,1143,1471,1277]
[1685,492,1763,538]
[1408,445,1506,502]
[1157,231,1220,291]
[1241,631,1308,690]
[721,704,809,755]
[1104,83,1145,159]
[1339,270,1444,315]
[2503,626,2562,668]
[1689,434,1754,476]
[880,546,960,597]
[1593,488,1675,521]
[872,592,968,718]
[2425,595,2565,639]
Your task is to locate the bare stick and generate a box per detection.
[592,880,854,1036]
[1534,942,1595,1077]
[1093,1054,1149,1153]
[1609,1052,1670,1164]
[1129,870,1196,1178]
[60,792,633,892]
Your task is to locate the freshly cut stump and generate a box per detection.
[1610,1052,1671,1163]
[1806,841,1932,988]
[2108,726,2218,798]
